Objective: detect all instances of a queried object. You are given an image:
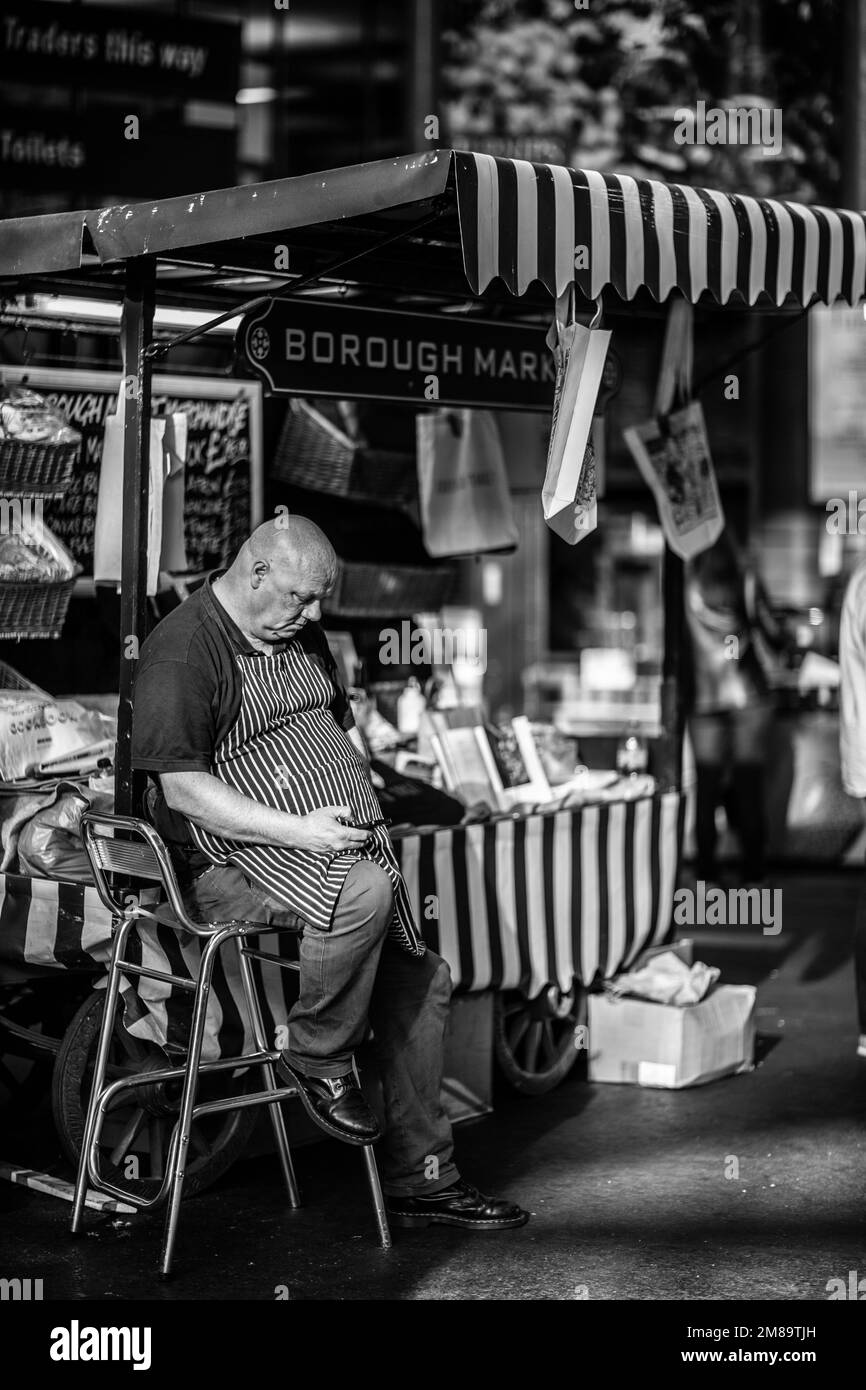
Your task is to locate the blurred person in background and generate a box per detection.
[837,561,866,1058]
[683,529,792,888]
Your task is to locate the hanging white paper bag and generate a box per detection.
[542,288,612,545]
[93,388,188,593]
[416,408,518,557]
[157,410,189,573]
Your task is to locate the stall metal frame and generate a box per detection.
[4,148,861,814]
[1,150,864,1112]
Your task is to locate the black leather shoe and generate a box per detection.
[276,1056,382,1145]
[386,1179,530,1231]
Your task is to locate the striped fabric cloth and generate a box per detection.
[0,872,112,972]
[0,791,683,1059]
[453,151,866,307]
[393,789,683,995]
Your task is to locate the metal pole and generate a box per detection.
[115,256,155,818]
[842,0,866,209]
[407,0,440,149]
[658,544,684,790]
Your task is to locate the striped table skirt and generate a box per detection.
[0,790,683,1059]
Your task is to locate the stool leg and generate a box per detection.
[361,1145,392,1251]
[351,1059,391,1250]
[159,928,227,1278]
[236,939,300,1208]
[71,917,135,1234]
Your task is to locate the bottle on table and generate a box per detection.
[397,676,426,736]
[616,723,648,777]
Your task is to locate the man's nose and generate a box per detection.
[303,599,322,622]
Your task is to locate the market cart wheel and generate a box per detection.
[52,990,258,1201]
[493,984,586,1095]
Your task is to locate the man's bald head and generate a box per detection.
[242,515,337,586]
[216,514,338,646]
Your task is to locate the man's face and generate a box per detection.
[249,556,335,643]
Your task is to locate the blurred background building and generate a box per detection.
[4,1,866,861]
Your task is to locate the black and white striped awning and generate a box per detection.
[5,148,866,311]
[453,151,866,307]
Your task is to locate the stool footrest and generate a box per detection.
[192,1085,299,1121]
[96,1051,279,1104]
[115,960,197,992]
[239,945,300,970]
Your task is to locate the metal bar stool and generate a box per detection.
[71,811,391,1276]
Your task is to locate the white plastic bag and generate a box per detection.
[416,409,517,557]
[607,950,720,1007]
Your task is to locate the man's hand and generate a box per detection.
[294,805,371,855]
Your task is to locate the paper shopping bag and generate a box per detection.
[542,287,612,545]
[623,401,725,561]
[94,388,187,593]
[157,410,189,573]
[416,409,518,557]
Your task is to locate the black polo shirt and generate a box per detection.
[131,574,354,879]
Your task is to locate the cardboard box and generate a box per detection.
[588,985,756,1089]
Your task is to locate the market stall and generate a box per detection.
[1,149,864,1174]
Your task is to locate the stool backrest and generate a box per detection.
[81,812,212,936]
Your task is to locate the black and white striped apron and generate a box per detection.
[188,639,425,956]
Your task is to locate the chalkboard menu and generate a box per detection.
[1,368,263,576]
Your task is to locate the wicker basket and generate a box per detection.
[273,400,417,506]
[0,437,81,498]
[0,577,76,640]
[323,560,456,618]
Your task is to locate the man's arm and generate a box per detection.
[160,770,370,855]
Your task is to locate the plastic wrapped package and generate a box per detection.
[0,696,113,781]
[17,783,113,882]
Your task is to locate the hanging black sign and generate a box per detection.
[237,300,560,412]
[0,368,262,579]
[1,3,241,100]
[0,109,236,195]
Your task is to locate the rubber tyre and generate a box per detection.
[52,990,258,1200]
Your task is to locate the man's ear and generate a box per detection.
[249,561,269,590]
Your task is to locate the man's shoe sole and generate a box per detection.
[386,1209,530,1231]
[275,1057,382,1147]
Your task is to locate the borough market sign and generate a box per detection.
[237,300,561,411]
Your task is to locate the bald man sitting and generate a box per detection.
[131,517,528,1231]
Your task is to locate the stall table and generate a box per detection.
[0,790,682,1070]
